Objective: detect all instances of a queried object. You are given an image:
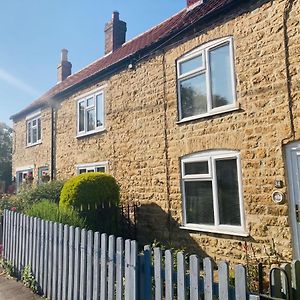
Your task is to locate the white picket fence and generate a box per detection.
[3,209,299,300]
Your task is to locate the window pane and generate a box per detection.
[185,181,214,225]
[87,109,95,131]
[32,119,37,126]
[216,159,241,226]
[79,102,85,132]
[209,43,234,108]
[79,169,86,174]
[96,167,105,173]
[27,122,32,144]
[179,54,203,75]
[37,118,41,140]
[87,169,94,173]
[184,161,209,175]
[96,94,104,127]
[87,97,94,107]
[32,127,37,143]
[180,73,207,118]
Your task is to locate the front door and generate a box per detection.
[285,141,300,259]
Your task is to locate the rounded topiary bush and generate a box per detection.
[59,173,120,210]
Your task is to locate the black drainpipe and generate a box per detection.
[51,105,56,180]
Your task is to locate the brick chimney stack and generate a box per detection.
[57,49,72,82]
[187,0,203,7]
[104,11,127,54]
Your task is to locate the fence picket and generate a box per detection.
[39,219,45,294]
[79,229,87,300]
[15,213,20,274]
[100,233,108,300]
[43,221,49,296]
[125,239,131,300]
[32,217,37,277]
[204,257,213,300]
[93,232,101,300]
[52,222,59,300]
[12,212,16,267]
[3,211,7,259]
[190,255,199,300]
[73,227,81,300]
[281,263,292,299]
[108,235,116,300]
[47,221,54,299]
[165,249,173,300]
[116,237,124,300]
[143,245,152,300]
[35,218,41,284]
[177,252,186,300]
[292,260,300,300]
[86,230,93,300]
[28,217,33,268]
[62,226,69,300]
[57,223,64,300]
[235,264,247,300]
[154,247,163,300]
[67,226,75,300]
[21,214,26,271]
[130,240,138,300]
[218,261,229,300]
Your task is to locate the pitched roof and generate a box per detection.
[11,0,235,120]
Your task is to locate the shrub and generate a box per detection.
[59,173,120,210]
[26,200,85,228]
[17,180,64,205]
[0,195,26,214]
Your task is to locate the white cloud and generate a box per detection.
[0,69,40,97]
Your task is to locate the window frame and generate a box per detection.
[76,161,108,175]
[180,150,247,236]
[76,88,105,137]
[176,37,238,123]
[26,113,42,147]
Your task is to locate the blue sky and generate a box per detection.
[0,0,184,126]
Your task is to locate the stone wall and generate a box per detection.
[12,0,299,264]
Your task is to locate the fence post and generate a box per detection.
[43,220,49,297]
[73,227,81,300]
[143,245,152,300]
[47,221,54,299]
[52,222,58,300]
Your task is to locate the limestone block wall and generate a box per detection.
[12,107,52,181]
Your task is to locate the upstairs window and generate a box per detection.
[177,37,237,122]
[181,150,246,236]
[27,115,41,146]
[77,90,105,136]
[76,162,107,174]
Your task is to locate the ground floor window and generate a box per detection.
[76,162,107,174]
[16,168,34,189]
[181,150,246,236]
[38,166,50,183]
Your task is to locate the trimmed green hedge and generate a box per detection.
[59,173,120,210]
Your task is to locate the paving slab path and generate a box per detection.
[0,269,42,300]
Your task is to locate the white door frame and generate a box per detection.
[285,141,300,259]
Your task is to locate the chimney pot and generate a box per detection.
[104,11,127,54]
[187,0,203,7]
[61,49,68,62]
[57,49,72,82]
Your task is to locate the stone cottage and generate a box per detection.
[11,0,300,264]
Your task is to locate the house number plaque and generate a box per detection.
[272,191,285,204]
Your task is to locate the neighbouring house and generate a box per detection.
[10,0,300,264]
